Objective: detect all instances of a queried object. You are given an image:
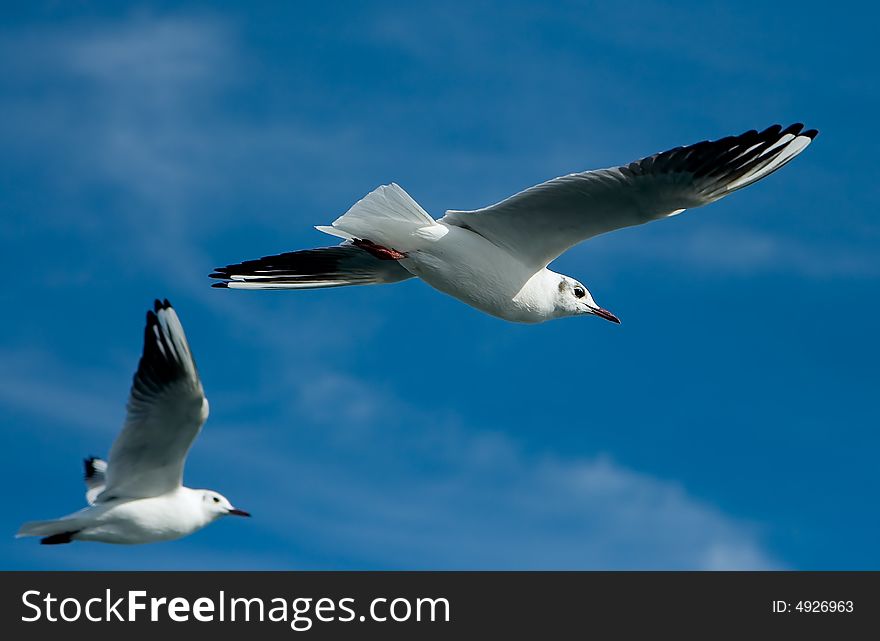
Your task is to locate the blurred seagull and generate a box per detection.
[17,300,249,545]
[211,124,818,324]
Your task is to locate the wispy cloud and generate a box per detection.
[203,369,779,569]
[0,13,398,360]
[2,15,364,295]
[0,346,777,569]
[0,347,124,435]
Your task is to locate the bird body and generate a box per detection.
[211,124,818,325]
[398,223,556,322]
[313,187,582,322]
[22,488,224,545]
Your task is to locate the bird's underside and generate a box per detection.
[209,123,817,294]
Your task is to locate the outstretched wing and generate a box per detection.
[98,300,208,502]
[210,243,414,289]
[441,124,818,270]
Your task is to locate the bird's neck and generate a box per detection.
[178,487,217,528]
[511,269,561,322]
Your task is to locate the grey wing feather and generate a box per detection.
[441,124,818,269]
[98,300,207,501]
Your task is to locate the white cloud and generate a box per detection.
[204,370,779,569]
[0,353,778,569]
[0,347,123,435]
[0,14,396,359]
[1,15,364,289]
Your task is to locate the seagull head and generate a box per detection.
[201,490,251,519]
[554,276,620,324]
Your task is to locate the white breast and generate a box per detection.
[76,490,210,544]
[401,224,551,323]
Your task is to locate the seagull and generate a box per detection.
[211,123,818,324]
[17,300,249,545]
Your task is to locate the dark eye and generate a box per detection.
[573,287,585,299]
[213,497,220,503]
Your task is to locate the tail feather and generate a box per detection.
[316,183,437,250]
[17,518,78,539]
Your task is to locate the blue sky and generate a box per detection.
[1,1,877,570]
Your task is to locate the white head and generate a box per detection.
[199,490,250,521]
[552,275,620,323]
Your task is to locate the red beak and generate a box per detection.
[590,307,621,324]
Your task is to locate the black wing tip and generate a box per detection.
[208,247,351,283]
[83,456,99,479]
[758,124,783,137]
[152,298,173,313]
[759,122,818,140]
[692,121,818,155]
[713,123,815,143]
[135,298,189,392]
[637,121,819,194]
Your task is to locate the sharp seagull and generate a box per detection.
[211,123,818,324]
[17,300,250,545]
